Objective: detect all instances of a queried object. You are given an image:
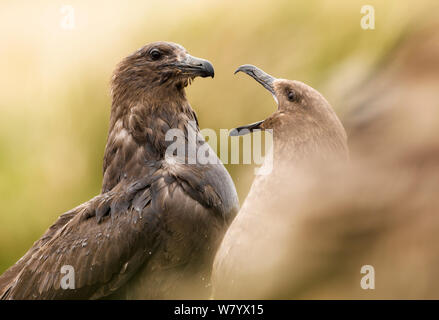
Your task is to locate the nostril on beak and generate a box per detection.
[185,55,215,78]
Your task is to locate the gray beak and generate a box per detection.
[234,64,276,95]
[179,54,215,78]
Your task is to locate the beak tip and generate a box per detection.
[233,64,276,95]
[184,54,215,79]
[234,64,254,75]
[203,62,215,78]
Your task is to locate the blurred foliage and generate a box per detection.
[0,0,437,273]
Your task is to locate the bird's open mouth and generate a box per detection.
[229,65,278,136]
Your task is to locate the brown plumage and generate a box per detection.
[212,65,348,298]
[0,41,238,299]
[214,22,439,299]
[229,65,348,167]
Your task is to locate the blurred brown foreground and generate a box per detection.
[213,21,439,299]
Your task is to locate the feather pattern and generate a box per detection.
[0,42,238,299]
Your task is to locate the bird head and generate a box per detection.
[230,64,348,162]
[111,42,214,97]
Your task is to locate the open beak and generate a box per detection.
[230,65,278,137]
[234,64,276,95]
[177,54,215,78]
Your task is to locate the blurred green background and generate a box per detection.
[0,0,437,273]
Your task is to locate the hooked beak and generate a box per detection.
[230,64,278,137]
[177,54,215,78]
[235,64,276,95]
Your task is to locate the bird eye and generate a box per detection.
[149,49,162,60]
[287,90,296,101]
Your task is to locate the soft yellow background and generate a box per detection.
[0,0,436,273]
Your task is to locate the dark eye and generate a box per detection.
[149,49,162,60]
[287,90,296,101]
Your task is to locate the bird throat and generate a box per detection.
[101,92,198,193]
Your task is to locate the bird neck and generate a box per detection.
[101,89,198,193]
[269,120,349,172]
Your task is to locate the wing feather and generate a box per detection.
[0,159,238,300]
[0,181,158,300]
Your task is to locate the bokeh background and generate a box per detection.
[0,0,437,274]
